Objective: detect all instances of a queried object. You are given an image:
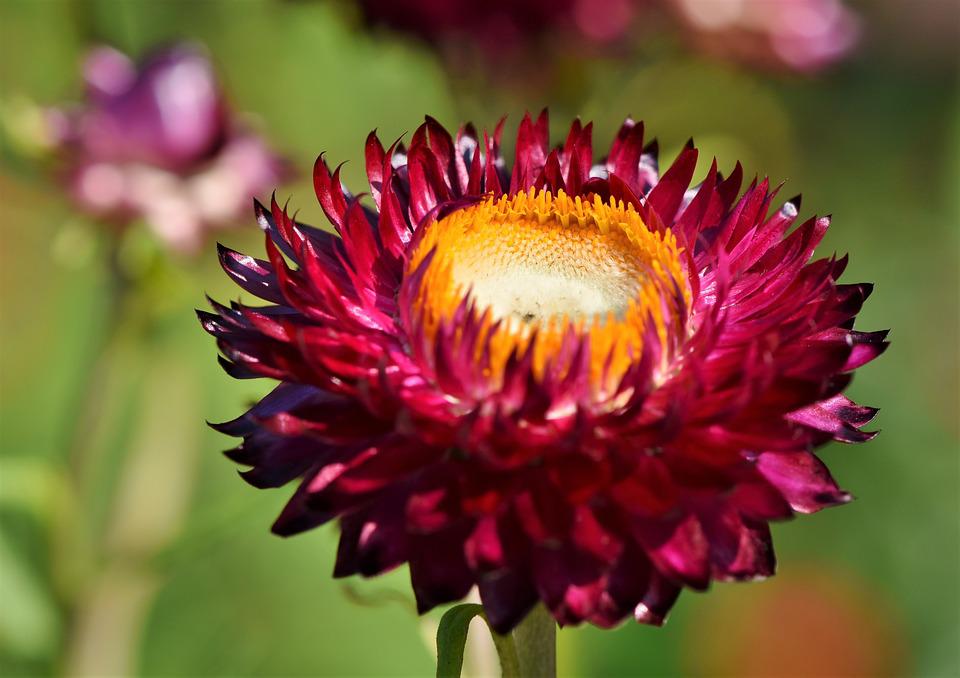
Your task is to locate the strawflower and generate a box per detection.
[201,112,885,635]
[47,43,289,254]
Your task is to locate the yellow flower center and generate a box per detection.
[407,188,690,389]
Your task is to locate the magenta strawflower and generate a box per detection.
[201,113,885,632]
[47,43,290,253]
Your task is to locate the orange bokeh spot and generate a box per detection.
[682,565,908,677]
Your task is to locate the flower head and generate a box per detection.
[201,112,886,631]
[48,44,289,253]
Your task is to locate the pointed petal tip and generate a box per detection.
[270,511,316,538]
[634,603,667,626]
[814,490,854,508]
[270,521,298,538]
[208,418,233,433]
[414,595,435,616]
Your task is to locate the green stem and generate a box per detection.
[63,239,129,480]
[434,602,557,677]
[511,604,556,678]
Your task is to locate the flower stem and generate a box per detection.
[511,604,556,678]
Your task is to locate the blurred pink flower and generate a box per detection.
[669,0,860,73]
[48,44,290,254]
[354,0,859,74]
[355,0,639,61]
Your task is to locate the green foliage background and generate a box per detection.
[1,1,957,675]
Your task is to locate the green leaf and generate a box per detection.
[436,604,483,678]
[435,603,520,678]
[0,525,60,658]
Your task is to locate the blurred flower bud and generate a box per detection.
[47,43,291,254]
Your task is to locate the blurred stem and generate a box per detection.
[63,238,131,489]
[56,234,197,677]
[56,236,135,673]
[512,605,556,678]
[68,0,102,46]
[62,564,160,677]
[63,345,199,677]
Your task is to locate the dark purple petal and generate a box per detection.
[756,451,852,513]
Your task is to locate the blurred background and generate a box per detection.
[0,0,957,676]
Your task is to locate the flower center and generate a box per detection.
[449,210,646,325]
[407,188,690,386]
